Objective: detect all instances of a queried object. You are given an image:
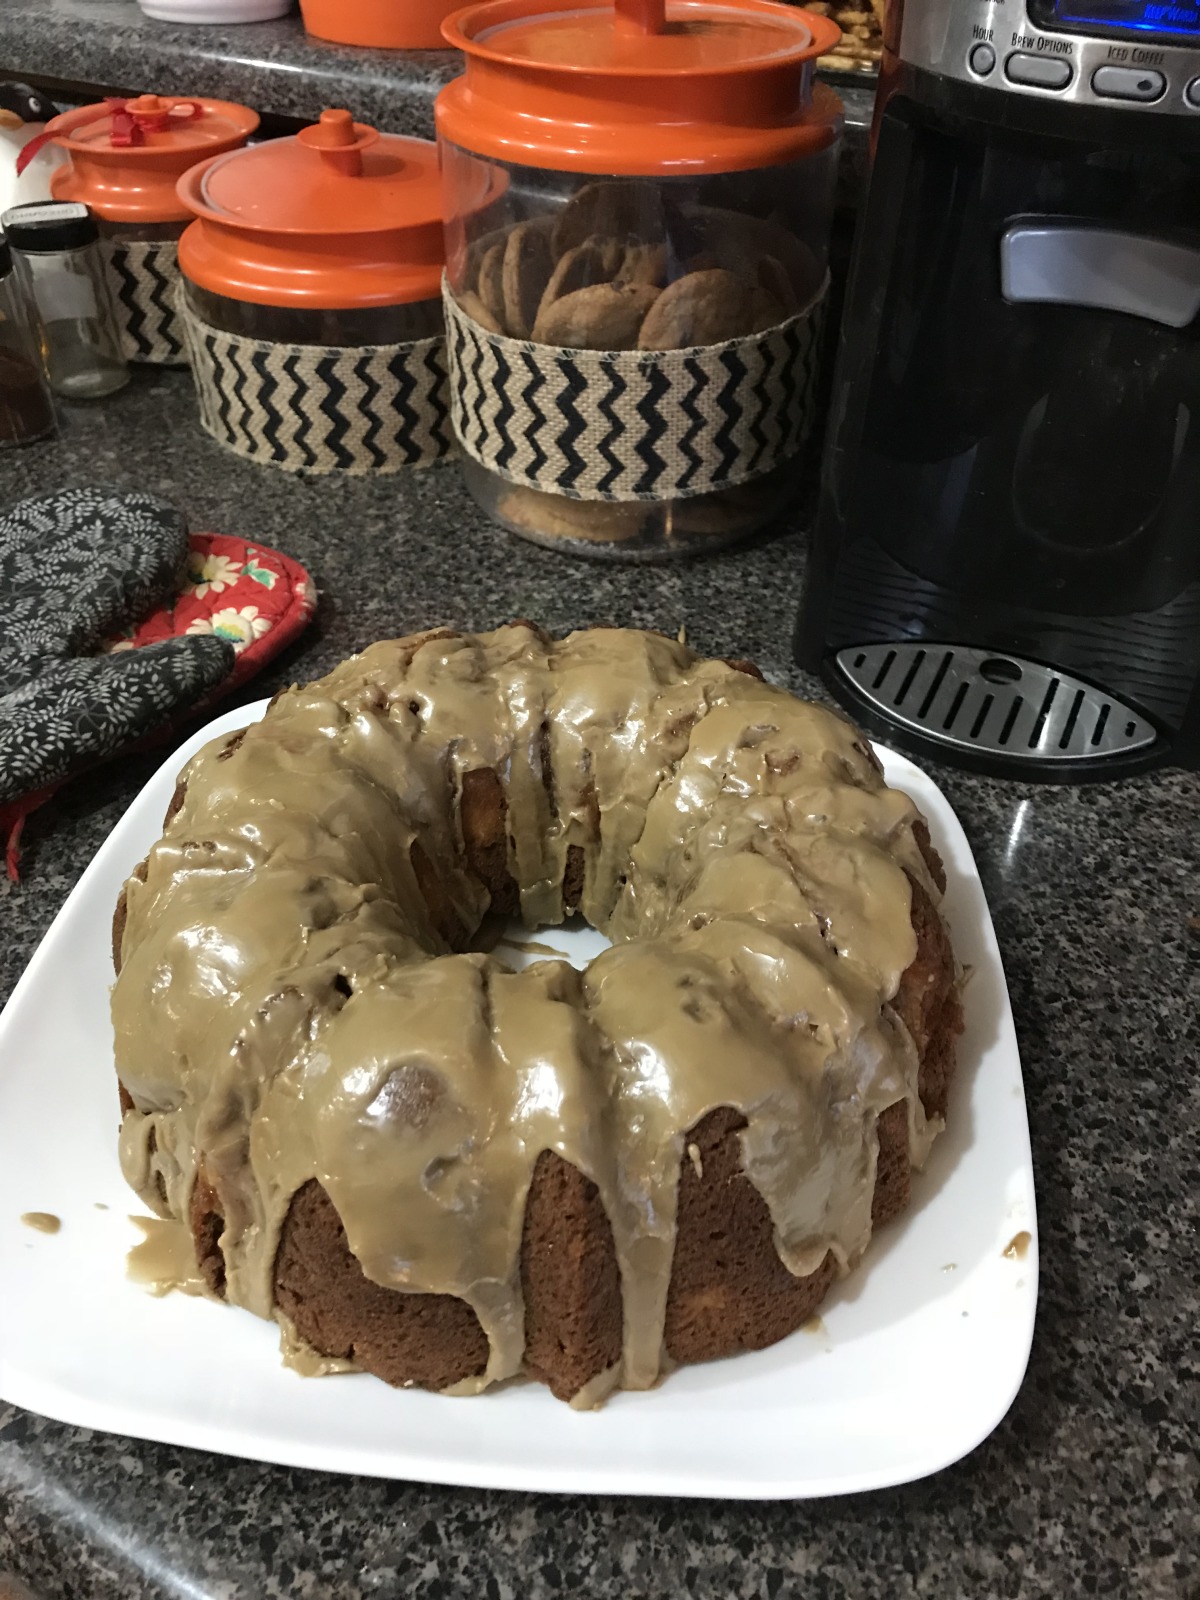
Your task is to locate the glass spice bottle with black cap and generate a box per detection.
[3,200,129,399]
[0,232,56,446]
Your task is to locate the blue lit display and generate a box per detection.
[1054,0,1200,34]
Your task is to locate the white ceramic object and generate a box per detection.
[0,701,1037,1498]
[136,0,293,22]
[0,127,68,217]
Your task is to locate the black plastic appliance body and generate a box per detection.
[797,0,1200,779]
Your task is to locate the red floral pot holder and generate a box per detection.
[105,532,316,692]
[3,531,315,879]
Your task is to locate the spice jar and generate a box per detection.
[437,0,842,561]
[176,109,452,475]
[0,234,55,446]
[3,201,129,399]
[43,94,259,365]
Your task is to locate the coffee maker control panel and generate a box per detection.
[900,0,1200,113]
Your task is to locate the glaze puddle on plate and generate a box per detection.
[0,700,1037,1498]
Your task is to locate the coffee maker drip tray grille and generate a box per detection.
[835,643,1158,762]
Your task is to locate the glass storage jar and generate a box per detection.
[0,233,55,445]
[176,110,451,475]
[3,200,129,399]
[44,94,259,364]
[437,0,842,561]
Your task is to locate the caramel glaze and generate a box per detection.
[20,1211,61,1234]
[112,625,952,1403]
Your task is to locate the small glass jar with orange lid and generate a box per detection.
[42,94,259,365]
[436,0,842,561]
[176,110,453,475]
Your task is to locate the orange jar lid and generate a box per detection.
[48,95,259,224]
[437,0,843,176]
[176,110,446,309]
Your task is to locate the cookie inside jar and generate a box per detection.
[436,0,843,560]
[448,172,829,354]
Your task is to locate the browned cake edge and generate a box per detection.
[190,1166,227,1298]
[274,1180,491,1392]
[664,1105,838,1364]
[519,1149,625,1399]
[273,1148,630,1401]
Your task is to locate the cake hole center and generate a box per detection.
[477,913,613,973]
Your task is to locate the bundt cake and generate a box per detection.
[111,624,961,1406]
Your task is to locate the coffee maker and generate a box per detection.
[797,0,1200,778]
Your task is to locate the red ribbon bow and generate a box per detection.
[15,96,202,174]
[106,96,202,146]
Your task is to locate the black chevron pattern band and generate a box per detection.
[103,238,188,367]
[445,277,827,502]
[181,307,455,476]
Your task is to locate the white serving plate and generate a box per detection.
[0,702,1037,1498]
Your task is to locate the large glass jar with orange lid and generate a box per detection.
[44,94,259,365]
[436,0,842,561]
[176,110,452,476]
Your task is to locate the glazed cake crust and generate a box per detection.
[112,625,960,1405]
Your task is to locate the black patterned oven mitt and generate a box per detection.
[0,488,235,866]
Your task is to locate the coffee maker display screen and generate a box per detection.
[1048,0,1200,36]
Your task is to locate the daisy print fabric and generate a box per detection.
[1,494,315,856]
[0,491,234,810]
[105,533,316,678]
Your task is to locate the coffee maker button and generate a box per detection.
[969,42,997,76]
[1186,77,1200,108]
[1091,64,1166,101]
[1004,52,1073,91]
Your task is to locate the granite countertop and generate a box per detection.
[0,0,876,138]
[0,369,1196,1599]
[0,0,456,138]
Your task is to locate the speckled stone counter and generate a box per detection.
[1,370,1197,1599]
[0,0,875,139]
[0,0,456,137]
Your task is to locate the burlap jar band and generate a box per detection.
[103,237,188,367]
[181,303,455,477]
[444,275,828,504]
